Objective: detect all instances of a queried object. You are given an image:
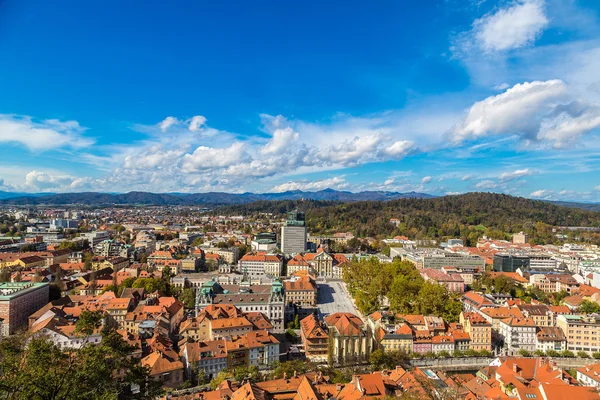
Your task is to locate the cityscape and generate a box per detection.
[2,0,600,399]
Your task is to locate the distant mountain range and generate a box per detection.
[1,189,599,213]
[0,189,434,206]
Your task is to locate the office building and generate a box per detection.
[281,211,307,255]
[402,248,485,270]
[493,253,530,272]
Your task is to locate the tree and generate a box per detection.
[0,269,11,282]
[592,352,600,359]
[438,350,451,358]
[210,370,233,389]
[233,366,261,383]
[561,350,575,358]
[83,258,93,272]
[0,329,162,399]
[179,288,196,309]
[478,349,491,357]
[545,350,560,357]
[452,350,464,358]
[268,360,313,380]
[533,350,546,357]
[518,349,531,357]
[197,367,208,385]
[577,351,590,358]
[579,300,600,314]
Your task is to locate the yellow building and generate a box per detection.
[557,314,600,353]
[460,311,492,351]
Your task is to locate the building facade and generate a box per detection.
[0,282,50,336]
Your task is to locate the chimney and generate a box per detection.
[336,383,342,392]
[512,363,519,373]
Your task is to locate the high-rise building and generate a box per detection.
[281,211,307,255]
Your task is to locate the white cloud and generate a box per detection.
[188,115,207,132]
[452,80,568,143]
[270,177,349,193]
[493,83,510,90]
[159,116,179,132]
[595,185,600,191]
[0,115,93,152]
[261,127,299,155]
[421,176,433,184]
[473,0,549,53]
[322,135,382,165]
[530,189,552,198]
[384,178,395,186]
[123,145,189,170]
[24,171,78,191]
[475,180,498,189]
[380,140,416,159]
[538,102,600,148]
[498,168,535,181]
[180,142,248,172]
[461,174,474,181]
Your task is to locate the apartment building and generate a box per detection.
[499,317,537,354]
[577,363,600,387]
[536,326,567,352]
[517,304,553,327]
[557,314,600,353]
[205,247,239,264]
[300,314,329,362]
[460,312,492,351]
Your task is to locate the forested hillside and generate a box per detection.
[214,193,600,245]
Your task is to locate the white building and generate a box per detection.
[237,253,283,277]
[499,317,537,354]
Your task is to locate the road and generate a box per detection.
[316,280,359,319]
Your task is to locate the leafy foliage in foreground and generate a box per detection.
[0,311,162,400]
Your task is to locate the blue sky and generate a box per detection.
[1,0,600,201]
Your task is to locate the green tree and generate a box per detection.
[579,300,600,314]
[210,370,233,389]
[197,368,208,385]
[0,330,162,399]
[518,349,531,357]
[179,288,196,309]
[561,350,575,358]
[577,351,589,358]
[0,269,11,282]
